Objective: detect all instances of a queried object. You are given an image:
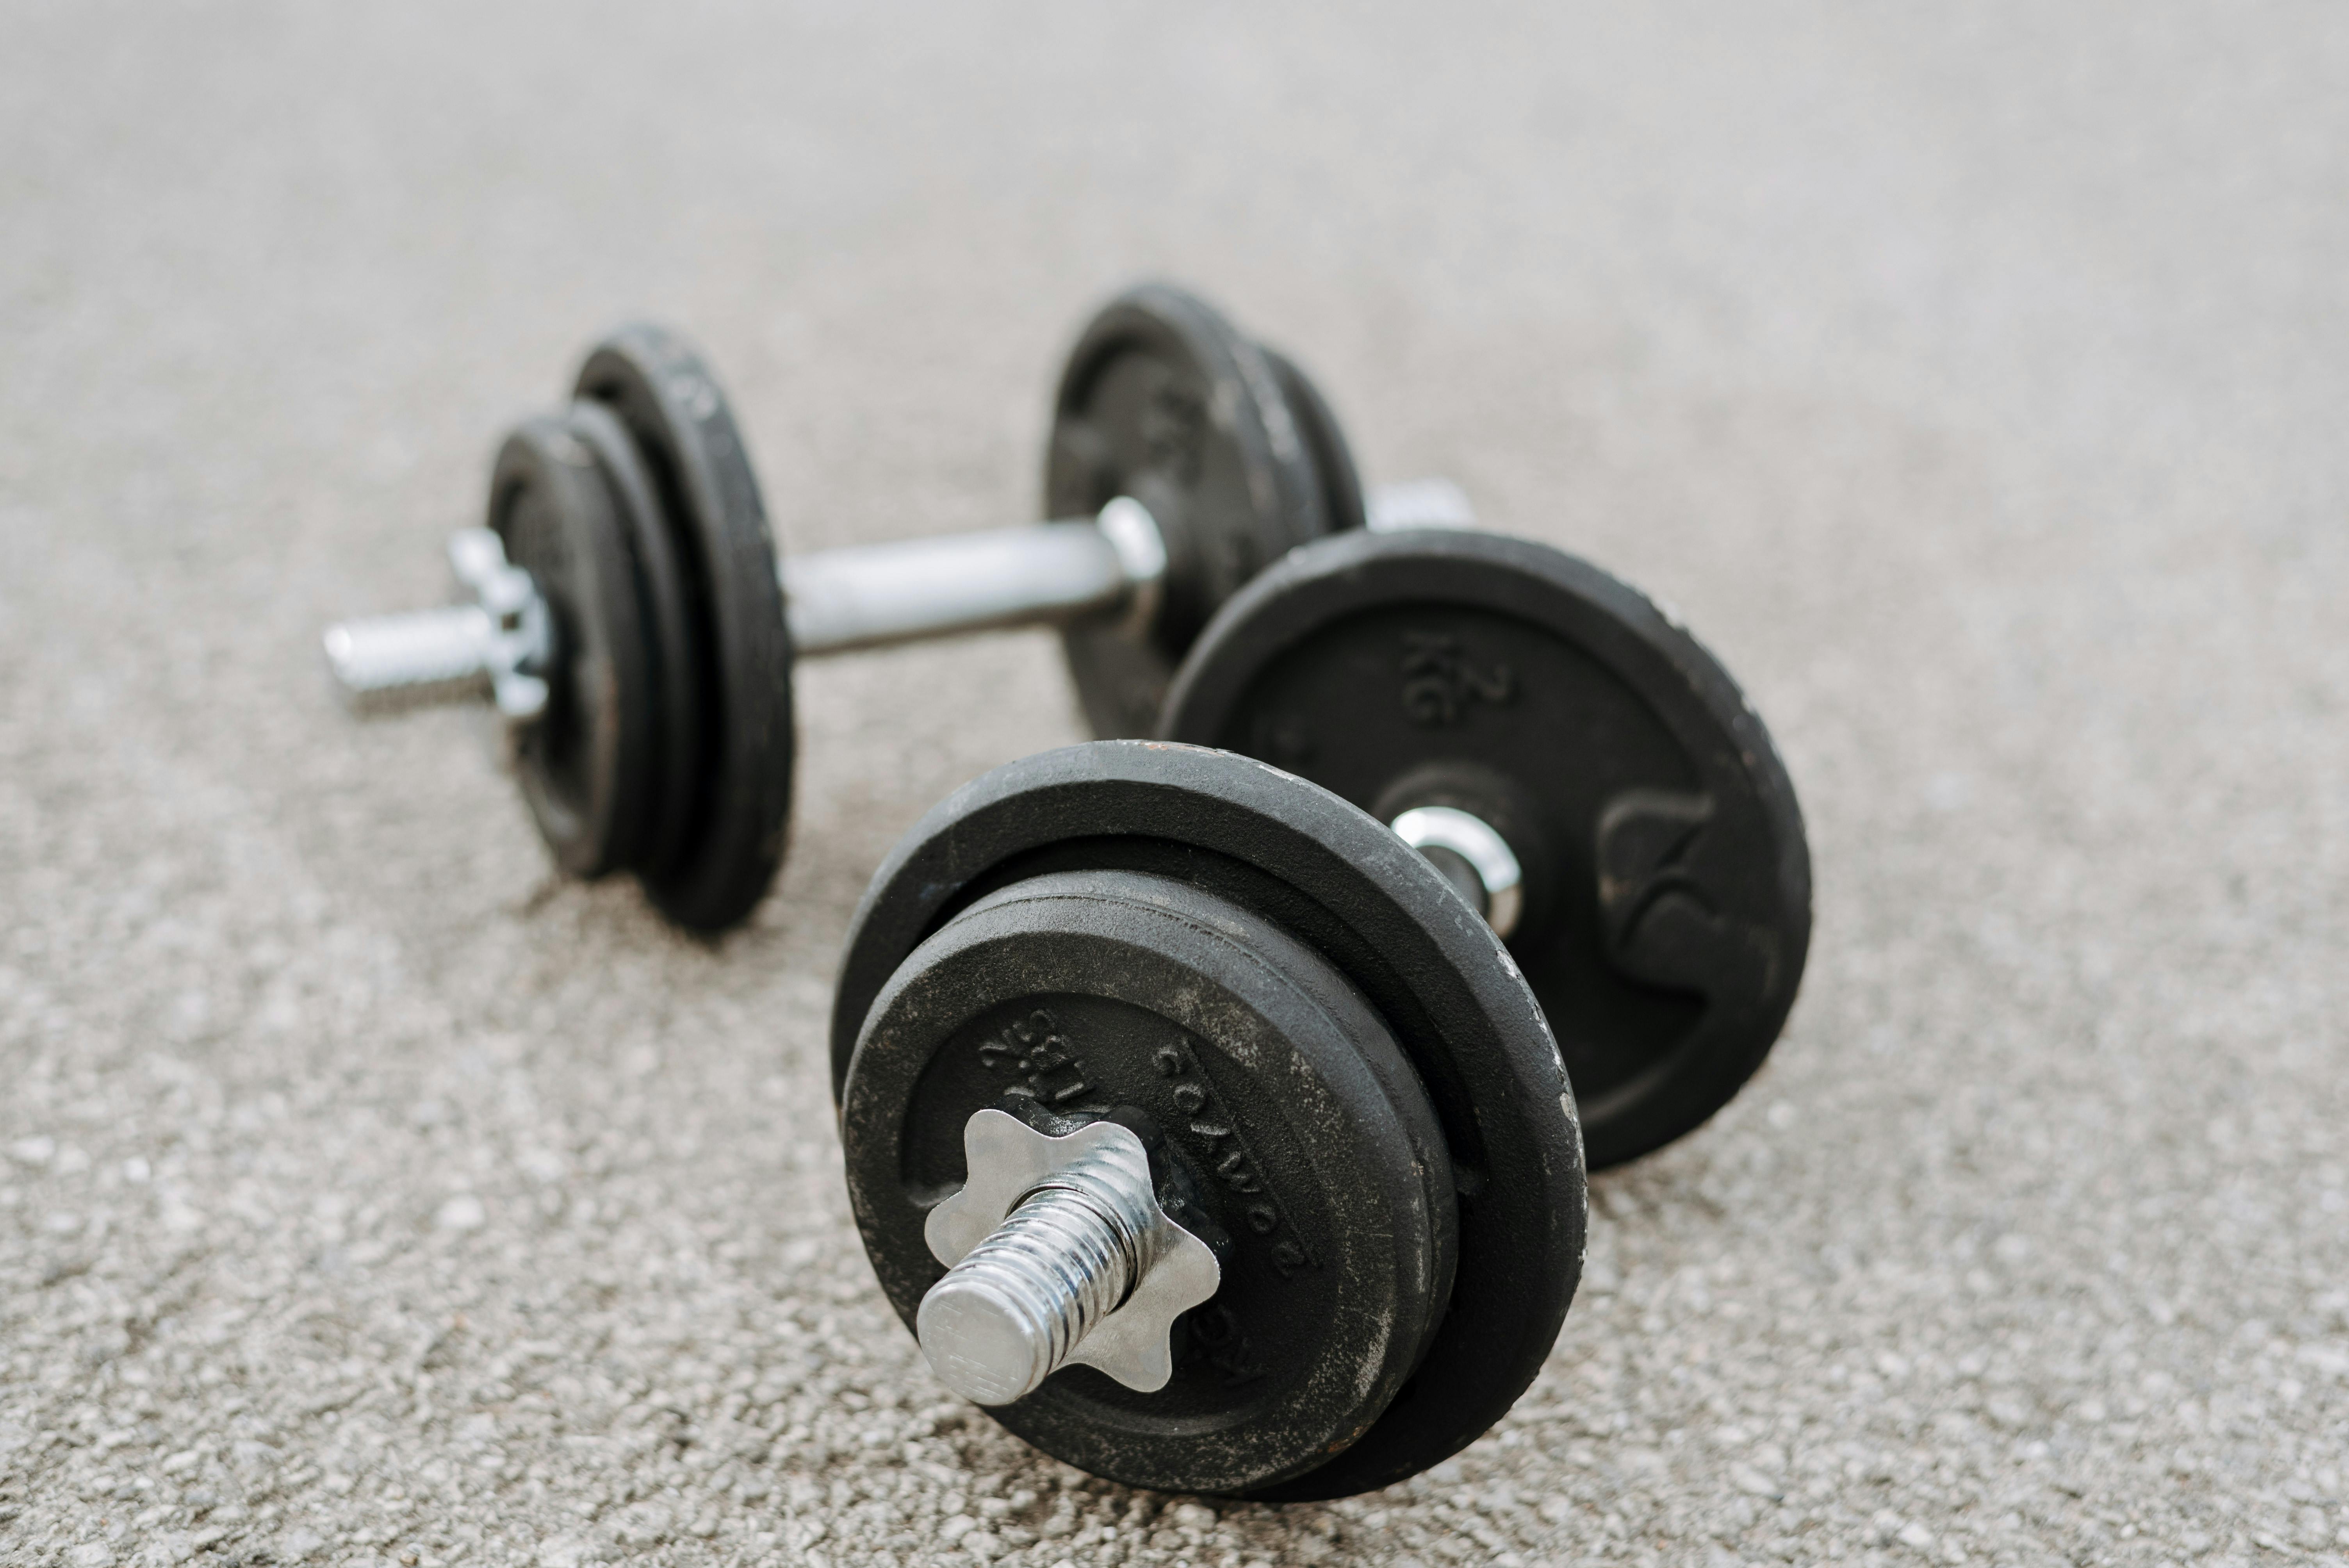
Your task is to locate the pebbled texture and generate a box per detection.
[2,1,2342,1560]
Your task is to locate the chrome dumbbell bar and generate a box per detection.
[323,481,1472,716]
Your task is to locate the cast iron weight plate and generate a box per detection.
[574,325,796,934]
[1048,285,1345,739]
[831,741,1586,1499]
[842,867,1458,1494]
[487,415,655,881]
[1160,529,1813,1169]
[561,398,703,891]
[1262,345,1369,537]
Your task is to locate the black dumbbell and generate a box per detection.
[1158,527,1813,1168]
[321,284,1460,931]
[832,740,1584,1499]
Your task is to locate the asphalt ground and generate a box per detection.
[2,4,2344,1566]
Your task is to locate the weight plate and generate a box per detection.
[1260,345,1367,535]
[1048,285,1330,739]
[1160,529,1814,1169]
[561,399,701,880]
[842,868,1456,1494]
[488,416,656,880]
[831,741,1585,1498]
[573,326,794,933]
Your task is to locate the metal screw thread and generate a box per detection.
[322,530,552,722]
[917,1142,1160,1406]
[323,606,498,711]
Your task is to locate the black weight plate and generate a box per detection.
[831,741,1585,1498]
[1160,529,1814,1169]
[574,326,794,933]
[488,415,654,881]
[842,868,1456,1495]
[561,399,701,879]
[1260,345,1368,535]
[1048,285,1330,739]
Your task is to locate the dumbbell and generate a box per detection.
[319,284,1461,931]
[832,740,1584,1499]
[1158,527,1814,1169]
[830,535,1807,1494]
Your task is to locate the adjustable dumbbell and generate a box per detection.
[319,284,1464,931]
[830,535,1809,1494]
[1158,527,1814,1169]
[832,740,1583,1499]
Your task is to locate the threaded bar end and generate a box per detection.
[916,1141,1161,1406]
[322,605,495,712]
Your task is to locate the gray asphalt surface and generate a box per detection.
[4,4,2345,1565]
